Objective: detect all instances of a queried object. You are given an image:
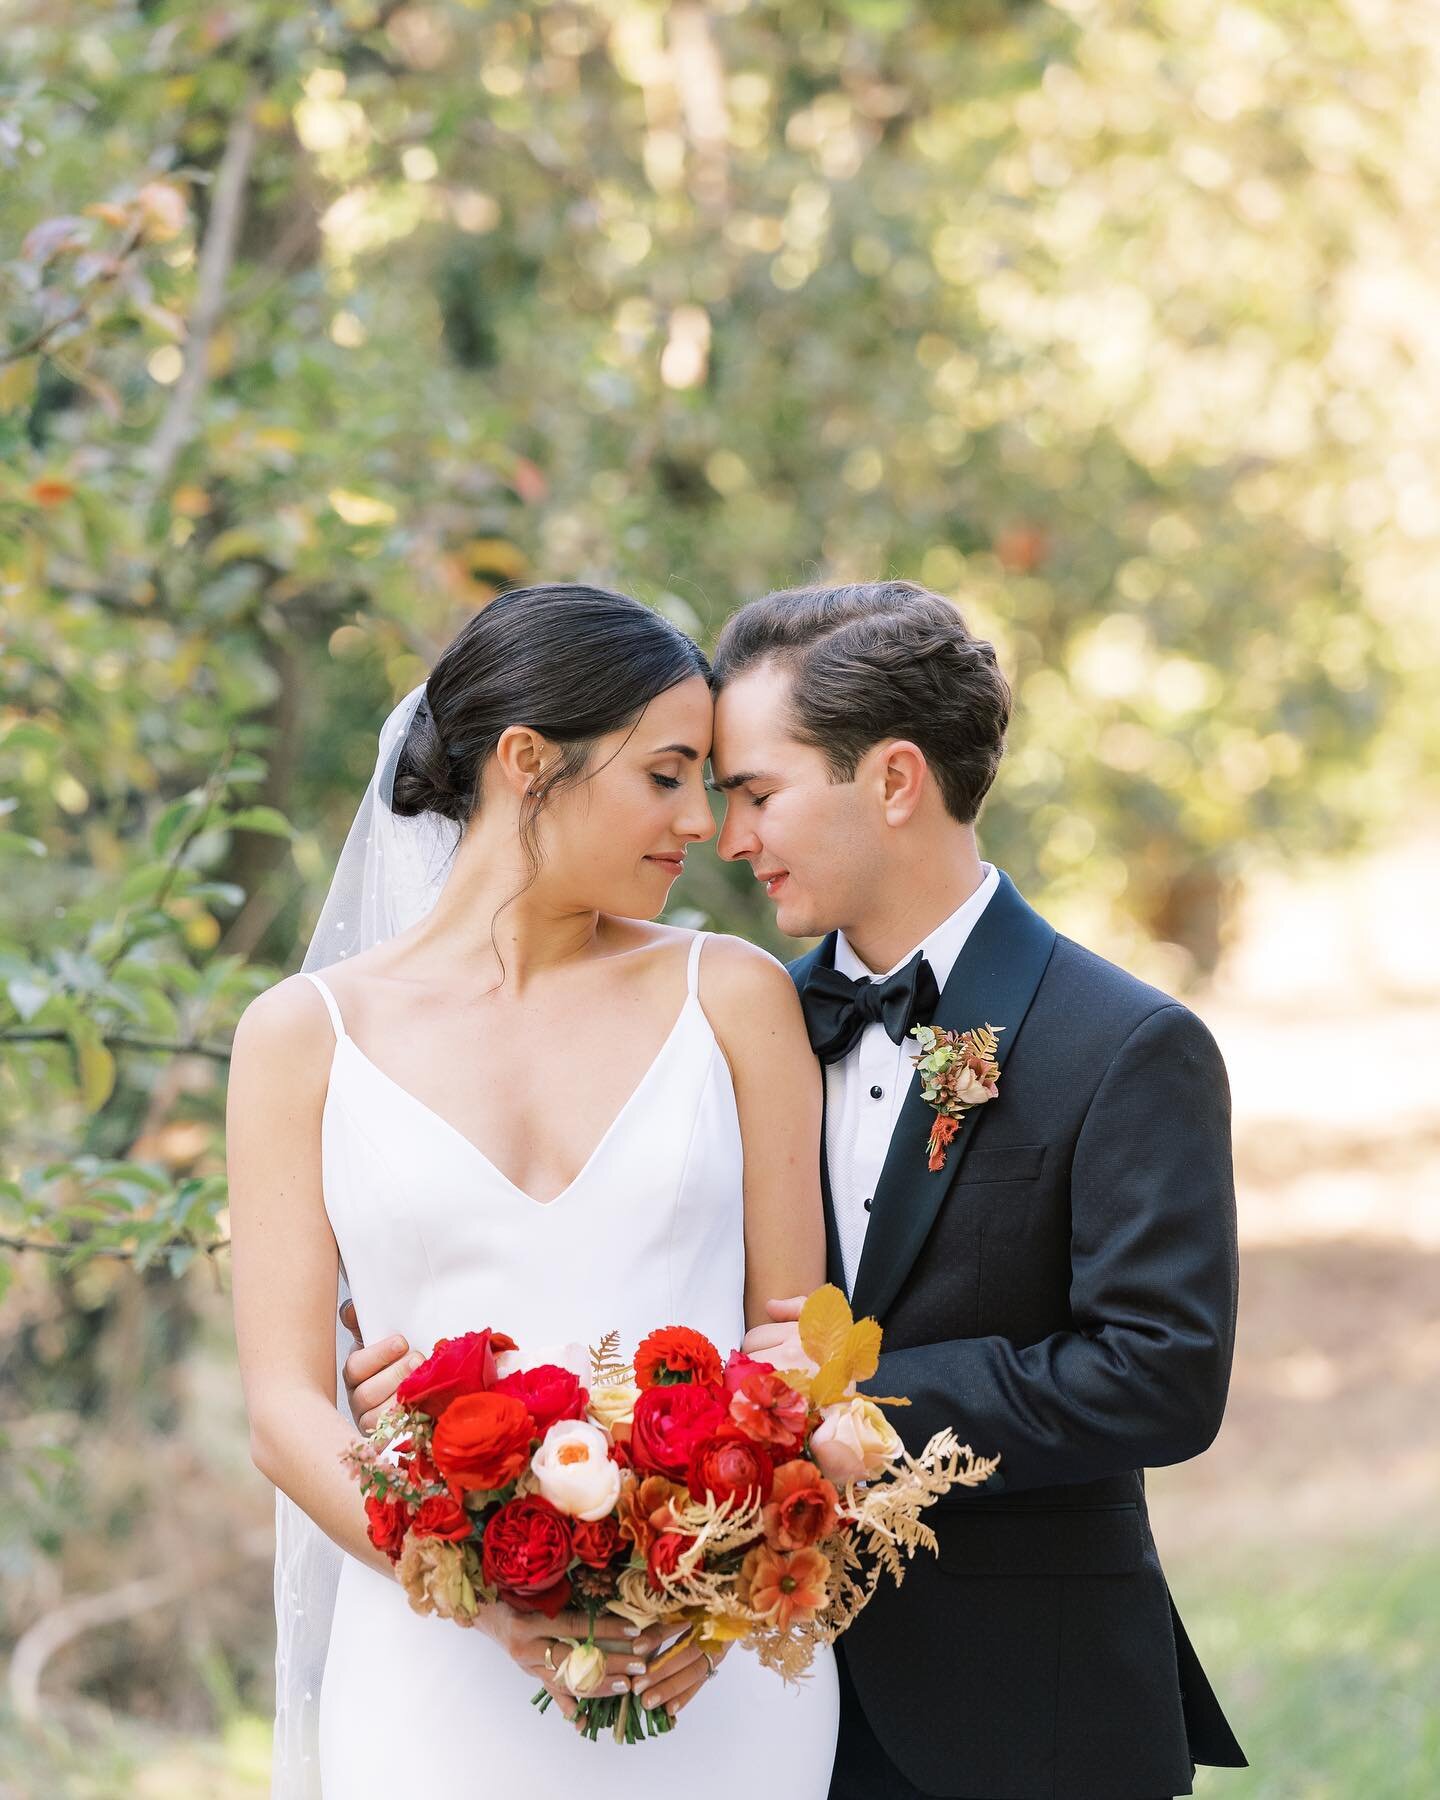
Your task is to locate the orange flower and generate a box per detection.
[926,1115,959,1173]
[761,1459,839,1551]
[729,1369,809,1450]
[616,1472,687,1557]
[634,1325,723,1390]
[28,478,75,508]
[738,1544,830,1629]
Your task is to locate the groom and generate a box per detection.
[712,580,1245,1799]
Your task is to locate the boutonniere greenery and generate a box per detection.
[908,1023,1004,1172]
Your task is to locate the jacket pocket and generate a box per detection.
[933,1502,1144,1577]
[957,1141,1047,1184]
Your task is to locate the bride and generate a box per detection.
[227,583,840,1796]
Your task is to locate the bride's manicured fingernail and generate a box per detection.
[623,1624,640,1636]
[611,1679,629,1693]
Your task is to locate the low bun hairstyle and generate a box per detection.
[391,584,710,857]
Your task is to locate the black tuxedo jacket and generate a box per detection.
[788,871,1246,1799]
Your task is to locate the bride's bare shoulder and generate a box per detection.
[691,932,803,1021]
[230,972,338,1088]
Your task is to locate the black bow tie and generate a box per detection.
[800,950,941,1065]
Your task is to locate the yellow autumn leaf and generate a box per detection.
[329,489,397,527]
[74,1032,116,1113]
[696,1613,752,1646]
[808,1354,852,1411]
[799,1283,853,1369]
[842,1317,882,1386]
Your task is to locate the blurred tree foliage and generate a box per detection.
[2,0,1439,1718]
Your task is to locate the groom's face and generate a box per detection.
[711,662,875,940]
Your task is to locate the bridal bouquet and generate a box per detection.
[345,1285,998,1744]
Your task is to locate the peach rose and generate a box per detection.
[809,1396,903,1485]
[531,1418,623,1521]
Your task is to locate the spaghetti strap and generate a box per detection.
[685,930,708,998]
[303,970,346,1042]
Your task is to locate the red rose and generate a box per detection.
[397,1328,518,1419]
[364,1492,412,1562]
[410,1493,473,1543]
[645,1528,693,1591]
[687,1433,774,1509]
[571,1515,622,1569]
[482,1495,574,1600]
[431,1391,535,1493]
[629,1381,725,1479]
[493,1363,589,1435]
[761,1459,840,1551]
[634,1326,724,1390]
[503,1574,573,1617]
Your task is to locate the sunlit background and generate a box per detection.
[2,1,1438,1793]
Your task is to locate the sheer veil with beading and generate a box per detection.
[272,681,459,1796]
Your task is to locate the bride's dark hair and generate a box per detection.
[392,584,709,875]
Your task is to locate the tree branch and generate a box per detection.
[137,87,261,509]
[0,1232,229,1262]
[0,1028,232,1061]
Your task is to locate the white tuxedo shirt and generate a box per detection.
[824,864,1000,1294]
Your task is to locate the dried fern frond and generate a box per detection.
[588,1329,633,1387]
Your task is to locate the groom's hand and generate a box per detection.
[339,1299,421,1434]
[740,1294,808,1373]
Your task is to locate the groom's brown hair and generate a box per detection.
[711,580,1012,825]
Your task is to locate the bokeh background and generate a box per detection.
[3,1,1438,1793]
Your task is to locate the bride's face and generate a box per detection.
[528,674,717,918]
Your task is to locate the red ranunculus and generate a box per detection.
[493,1363,589,1435]
[629,1381,725,1479]
[397,1328,518,1419]
[410,1492,473,1543]
[721,1347,773,1393]
[687,1432,774,1508]
[634,1326,724,1390]
[431,1390,535,1493]
[364,1492,412,1562]
[645,1528,693,1592]
[482,1495,574,1600]
[571,1515,623,1569]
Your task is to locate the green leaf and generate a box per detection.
[0,830,46,858]
[0,355,39,412]
[224,805,295,838]
[153,796,204,856]
[66,1016,116,1112]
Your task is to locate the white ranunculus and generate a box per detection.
[531,1418,623,1520]
[809,1396,905,1485]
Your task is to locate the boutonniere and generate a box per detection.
[908,1023,1004,1172]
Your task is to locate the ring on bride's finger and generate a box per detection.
[544,1644,557,1673]
[702,1649,717,1680]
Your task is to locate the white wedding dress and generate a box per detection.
[303,932,839,1796]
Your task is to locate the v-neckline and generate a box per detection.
[332,993,702,1208]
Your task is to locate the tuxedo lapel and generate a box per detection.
[848,872,1057,1322]
[787,936,845,1288]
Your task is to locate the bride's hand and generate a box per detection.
[632,1633,731,1720]
[475,1602,665,1721]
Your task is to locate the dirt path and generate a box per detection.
[1145,827,1440,1556]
